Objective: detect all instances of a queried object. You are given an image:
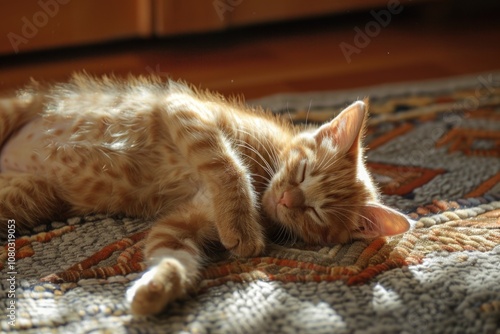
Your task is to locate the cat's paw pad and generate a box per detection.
[126,260,183,316]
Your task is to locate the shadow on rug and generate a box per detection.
[1,73,500,333]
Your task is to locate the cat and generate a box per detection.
[0,73,410,315]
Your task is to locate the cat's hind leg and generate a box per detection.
[127,199,218,316]
[0,172,64,239]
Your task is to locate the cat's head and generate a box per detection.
[262,100,410,244]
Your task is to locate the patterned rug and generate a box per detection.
[2,73,500,333]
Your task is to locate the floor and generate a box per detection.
[0,3,499,99]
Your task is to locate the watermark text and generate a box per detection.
[7,0,71,53]
[340,0,403,64]
[6,219,17,327]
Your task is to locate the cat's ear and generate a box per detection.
[314,100,367,155]
[357,202,411,238]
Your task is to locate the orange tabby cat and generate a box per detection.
[0,74,409,315]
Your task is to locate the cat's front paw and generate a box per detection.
[219,222,265,258]
[126,260,185,316]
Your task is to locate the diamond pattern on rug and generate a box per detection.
[367,162,445,196]
[465,173,500,198]
[436,128,500,156]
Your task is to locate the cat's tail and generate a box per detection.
[0,82,45,147]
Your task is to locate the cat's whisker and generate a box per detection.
[239,151,272,178]
[313,152,340,172]
[286,226,297,244]
[267,145,280,175]
[236,143,275,179]
[235,135,280,180]
[352,211,376,229]
[276,224,298,245]
[274,225,286,244]
[239,144,275,178]
[248,173,271,184]
[330,206,378,237]
[312,147,338,171]
[237,129,280,174]
[323,205,365,240]
[249,178,271,189]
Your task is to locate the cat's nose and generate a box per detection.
[278,192,293,207]
[278,189,305,208]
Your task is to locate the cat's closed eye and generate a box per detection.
[297,160,307,184]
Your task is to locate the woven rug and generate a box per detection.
[2,73,500,333]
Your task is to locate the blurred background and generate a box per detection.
[0,0,499,99]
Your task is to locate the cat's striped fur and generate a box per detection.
[0,74,410,315]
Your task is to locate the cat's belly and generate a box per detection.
[2,117,51,173]
[0,116,78,174]
[0,115,198,216]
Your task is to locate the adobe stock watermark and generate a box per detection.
[213,0,244,21]
[454,73,499,111]
[339,0,403,64]
[5,220,17,327]
[7,0,71,54]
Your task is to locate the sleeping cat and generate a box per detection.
[0,74,410,315]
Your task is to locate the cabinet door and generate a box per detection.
[153,0,398,35]
[218,0,397,26]
[0,0,152,55]
[153,0,223,35]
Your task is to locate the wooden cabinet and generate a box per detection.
[0,0,151,54]
[153,0,403,35]
[0,0,439,55]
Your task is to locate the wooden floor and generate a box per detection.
[1,4,499,99]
